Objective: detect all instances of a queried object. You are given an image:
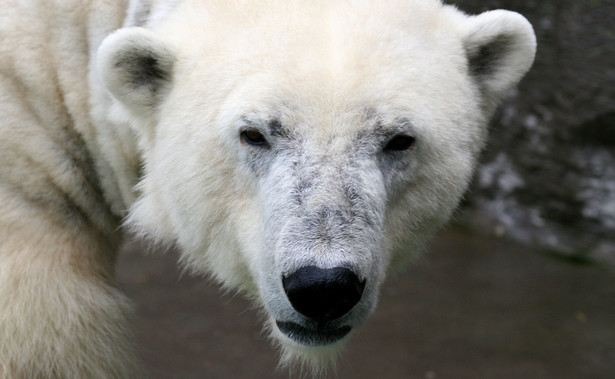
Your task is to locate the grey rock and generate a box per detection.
[451,0,615,265]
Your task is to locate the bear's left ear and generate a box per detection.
[97,27,176,116]
[463,10,536,109]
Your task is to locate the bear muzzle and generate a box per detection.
[277,266,366,345]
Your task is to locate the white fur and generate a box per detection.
[0,0,535,376]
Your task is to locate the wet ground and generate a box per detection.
[117,225,615,378]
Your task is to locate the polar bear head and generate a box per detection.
[97,0,535,369]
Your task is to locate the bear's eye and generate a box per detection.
[383,134,415,152]
[240,129,269,148]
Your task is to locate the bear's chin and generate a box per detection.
[267,318,351,375]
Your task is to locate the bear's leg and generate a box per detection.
[0,195,138,378]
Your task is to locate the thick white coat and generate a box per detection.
[0,0,535,376]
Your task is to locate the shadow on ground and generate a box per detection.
[117,226,615,378]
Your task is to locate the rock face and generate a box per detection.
[452,0,615,264]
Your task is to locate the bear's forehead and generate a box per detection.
[159,0,478,142]
[160,0,466,73]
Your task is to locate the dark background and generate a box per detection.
[454,0,615,266]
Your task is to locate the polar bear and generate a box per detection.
[0,0,535,377]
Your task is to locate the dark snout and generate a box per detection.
[282,266,365,322]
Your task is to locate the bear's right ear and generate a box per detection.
[97,27,176,116]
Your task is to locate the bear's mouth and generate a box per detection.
[276,321,352,346]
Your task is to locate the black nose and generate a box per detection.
[282,266,366,322]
